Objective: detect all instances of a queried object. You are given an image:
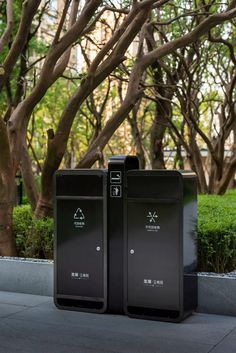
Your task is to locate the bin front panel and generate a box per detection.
[56,198,104,299]
[127,200,180,310]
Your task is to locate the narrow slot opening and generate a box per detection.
[57,298,104,310]
[127,306,180,319]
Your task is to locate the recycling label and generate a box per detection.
[73,208,85,229]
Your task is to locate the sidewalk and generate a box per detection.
[0,291,236,353]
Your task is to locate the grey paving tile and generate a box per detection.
[0,340,117,353]
[0,303,28,318]
[187,312,236,327]
[0,291,51,307]
[224,326,236,341]
[210,335,236,353]
[10,304,236,346]
[0,318,212,353]
[0,292,235,353]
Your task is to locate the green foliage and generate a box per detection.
[198,190,236,273]
[13,205,54,259]
[0,2,49,117]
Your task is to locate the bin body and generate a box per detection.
[54,170,107,313]
[124,170,197,322]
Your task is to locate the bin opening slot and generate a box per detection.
[127,306,180,319]
[57,298,104,310]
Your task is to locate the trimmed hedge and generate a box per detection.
[198,189,236,273]
[13,205,53,259]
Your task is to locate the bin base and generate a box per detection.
[54,296,107,314]
[125,306,193,323]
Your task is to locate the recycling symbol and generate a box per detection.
[74,208,85,220]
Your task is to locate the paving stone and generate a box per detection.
[0,317,212,353]
[0,303,28,318]
[0,291,51,307]
[0,292,236,353]
[10,304,236,346]
[210,334,236,353]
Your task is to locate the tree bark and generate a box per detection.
[150,117,166,169]
[0,0,42,92]
[20,142,38,211]
[188,127,208,193]
[0,0,13,54]
[34,130,56,218]
[215,158,236,194]
[0,118,16,256]
[0,204,16,256]
[128,103,146,169]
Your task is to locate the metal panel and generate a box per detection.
[57,198,104,299]
[127,200,181,310]
[54,170,107,312]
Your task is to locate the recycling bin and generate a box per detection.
[54,169,107,313]
[108,156,139,313]
[123,170,197,322]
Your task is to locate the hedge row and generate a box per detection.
[13,190,236,272]
[13,205,53,259]
[198,189,236,273]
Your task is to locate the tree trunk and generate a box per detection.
[35,193,53,219]
[20,142,38,211]
[0,203,16,256]
[188,130,208,193]
[215,160,236,194]
[169,124,185,170]
[128,105,146,169]
[150,116,166,169]
[0,118,17,255]
[34,130,57,218]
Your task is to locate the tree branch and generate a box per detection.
[141,5,236,70]
[0,0,42,92]
[0,0,13,54]
[53,0,80,78]
[208,31,236,67]
[53,0,72,45]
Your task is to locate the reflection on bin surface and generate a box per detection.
[54,169,107,313]
[124,170,197,322]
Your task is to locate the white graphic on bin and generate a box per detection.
[74,208,85,220]
[113,187,119,196]
[147,211,158,223]
[73,208,85,228]
[71,272,89,280]
[143,278,164,287]
[110,171,122,184]
[110,185,121,198]
[145,211,160,232]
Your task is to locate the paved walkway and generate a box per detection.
[0,291,236,353]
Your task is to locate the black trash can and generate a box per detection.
[123,170,197,322]
[54,169,107,313]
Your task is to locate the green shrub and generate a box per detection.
[13,205,33,255]
[13,205,53,259]
[198,189,236,273]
